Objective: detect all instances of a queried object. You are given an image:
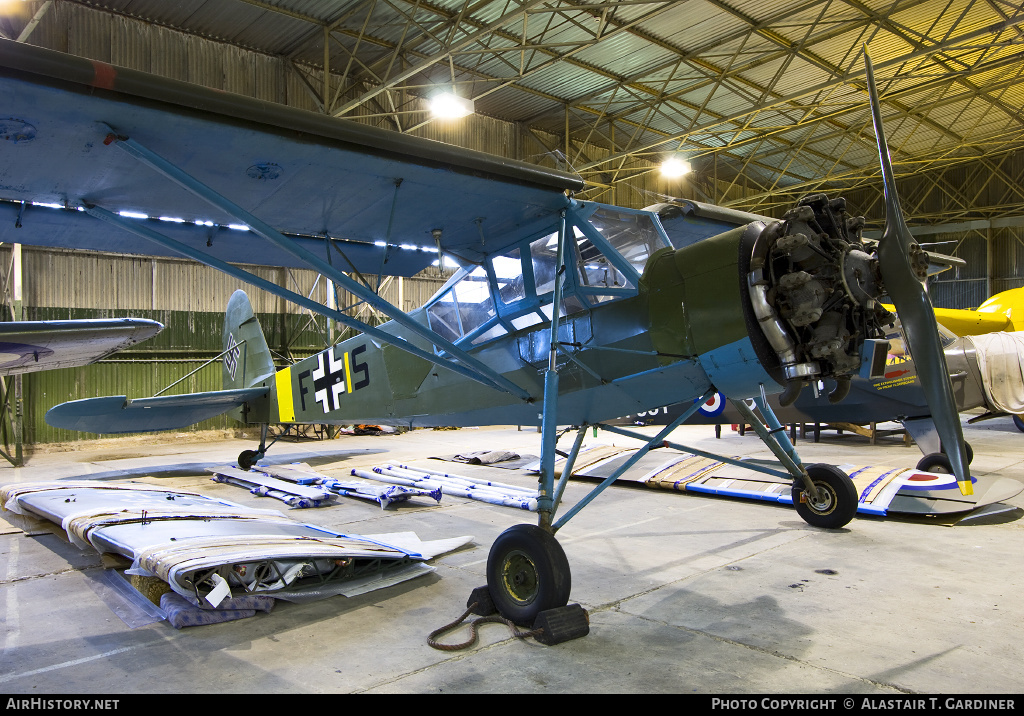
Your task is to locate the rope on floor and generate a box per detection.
[427,602,542,651]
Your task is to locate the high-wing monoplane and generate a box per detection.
[3,39,974,625]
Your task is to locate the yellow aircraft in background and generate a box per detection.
[885,287,1024,336]
[883,287,1024,433]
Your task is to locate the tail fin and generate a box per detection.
[223,290,275,390]
[977,287,1024,333]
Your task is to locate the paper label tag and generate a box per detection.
[205,573,231,608]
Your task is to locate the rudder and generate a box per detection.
[223,290,275,391]
[978,287,1024,332]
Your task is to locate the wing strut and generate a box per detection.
[83,205,513,396]
[98,128,532,402]
[549,390,716,532]
[537,210,569,528]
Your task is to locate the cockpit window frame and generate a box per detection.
[422,203,669,352]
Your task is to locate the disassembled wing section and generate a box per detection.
[0,480,473,605]
[559,446,1023,519]
[0,318,163,375]
[44,387,269,433]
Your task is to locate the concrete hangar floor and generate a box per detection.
[0,417,1021,695]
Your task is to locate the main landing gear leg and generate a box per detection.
[486,396,715,630]
[237,422,271,471]
[732,396,858,529]
[486,210,578,630]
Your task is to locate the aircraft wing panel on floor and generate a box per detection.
[0,481,472,609]
[563,445,1022,519]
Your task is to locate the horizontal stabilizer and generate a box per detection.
[45,387,268,434]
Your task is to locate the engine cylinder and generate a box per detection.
[746,194,895,398]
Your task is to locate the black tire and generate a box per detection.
[486,524,571,626]
[237,449,260,471]
[1014,415,1024,434]
[916,452,952,473]
[792,463,858,529]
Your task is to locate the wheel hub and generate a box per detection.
[501,550,538,605]
[806,482,835,512]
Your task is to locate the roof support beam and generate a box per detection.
[578,14,1024,172]
[333,0,554,118]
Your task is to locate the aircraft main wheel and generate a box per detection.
[237,449,260,471]
[964,441,974,465]
[486,524,571,626]
[1013,415,1024,433]
[792,464,858,529]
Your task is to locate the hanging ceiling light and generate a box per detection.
[430,92,474,119]
[0,1,30,18]
[660,156,691,178]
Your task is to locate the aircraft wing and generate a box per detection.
[44,387,269,434]
[0,318,162,375]
[0,40,582,275]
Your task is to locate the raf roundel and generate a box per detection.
[697,392,725,417]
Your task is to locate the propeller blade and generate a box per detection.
[864,48,972,495]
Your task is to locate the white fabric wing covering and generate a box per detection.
[0,480,474,604]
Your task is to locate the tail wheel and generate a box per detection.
[916,452,951,473]
[486,524,571,626]
[792,463,858,529]
[920,441,974,473]
[237,449,260,471]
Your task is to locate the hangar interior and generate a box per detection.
[0,0,1022,696]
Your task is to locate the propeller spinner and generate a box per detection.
[864,48,972,495]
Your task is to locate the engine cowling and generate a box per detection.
[748,194,895,404]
